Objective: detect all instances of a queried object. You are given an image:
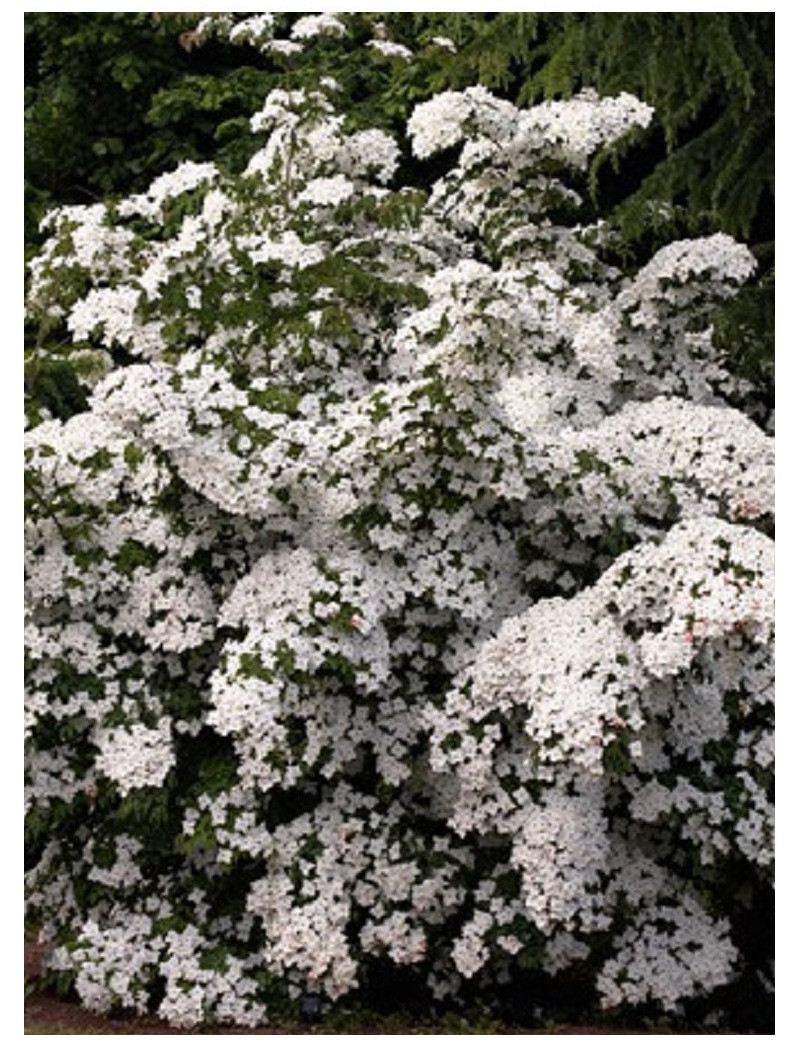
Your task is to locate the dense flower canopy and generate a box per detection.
[25,51,774,1031]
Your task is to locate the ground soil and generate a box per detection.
[24,938,686,1035]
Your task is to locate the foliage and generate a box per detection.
[26,15,191,236]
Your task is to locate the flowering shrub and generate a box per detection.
[25,72,774,1030]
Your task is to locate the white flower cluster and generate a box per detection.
[431,36,457,53]
[247,86,401,194]
[596,899,739,1012]
[27,204,135,321]
[195,12,349,60]
[67,286,165,361]
[242,787,466,999]
[521,88,653,168]
[426,517,772,1007]
[408,85,651,169]
[368,38,413,61]
[26,80,773,1028]
[95,720,175,795]
[117,161,218,221]
[290,14,347,40]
